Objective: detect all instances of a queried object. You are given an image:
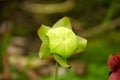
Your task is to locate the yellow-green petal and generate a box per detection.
[75,36,87,53]
[37,24,51,41]
[37,24,51,59]
[53,54,70,68]
[39,37,50,59]
[53,17,72,29]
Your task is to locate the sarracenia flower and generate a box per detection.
[37,17,87,67]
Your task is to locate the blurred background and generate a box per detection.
[0,0,120,80]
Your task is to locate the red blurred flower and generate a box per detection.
[107,52,120,80]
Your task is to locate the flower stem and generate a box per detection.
[55,62,59,80]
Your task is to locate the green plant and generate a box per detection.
[37,17,87,80]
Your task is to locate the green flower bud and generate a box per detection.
[37,17,87,68]
[46,27,78,58]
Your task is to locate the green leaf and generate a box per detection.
[75,36,87,53]
[53,17,72,29]
[37,24,51,41]
[39,37,50,59]
[53,54,70,68]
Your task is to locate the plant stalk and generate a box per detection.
[55,62,59,80]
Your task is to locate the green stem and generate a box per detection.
[55,62,59,80]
